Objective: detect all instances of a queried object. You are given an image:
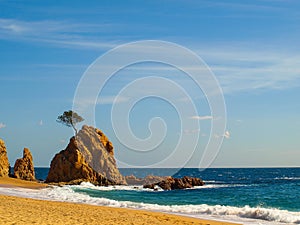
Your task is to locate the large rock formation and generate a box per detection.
[143,176,205,190]
[0,139,10,177]
[13,148,36,181]
[46,125,126,185]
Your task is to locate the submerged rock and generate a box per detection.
[13,148,36,181]
[0,139,10,177]
[143,176,205,190]
[46,125,126,185]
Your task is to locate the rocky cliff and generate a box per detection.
[13,148,35,181]
[0,139,10,177]
[46,125,126,185]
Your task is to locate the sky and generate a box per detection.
[1,0,300,168]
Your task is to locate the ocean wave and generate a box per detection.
[40,186,300,224]
[74,182,164,192]
[275,177,300,180]
[1,185,300,224]
[192,184,247,189]
[76,182,245,191]
[203,180,218,183]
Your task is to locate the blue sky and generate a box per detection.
[1,0,300,167]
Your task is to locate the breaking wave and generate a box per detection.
[1,184,299,225]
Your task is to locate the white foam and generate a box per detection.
[275,177,300,180]
[76,182,164,192]
[203,180,219,183]
[0,186,299,225]
[77,182,238,191]
[76,182,244,191]
[192,184,247,189]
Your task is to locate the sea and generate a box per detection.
[1,167,300,225]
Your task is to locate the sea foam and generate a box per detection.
[0,184,299,225]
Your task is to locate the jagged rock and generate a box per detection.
[0,139,10,177]
[13,148,35,181]
[46,125,126,185]
[143,176,205,190]
[95,129,114,156]
[46,137,109,185]
[125,175,143,185]
[126,175,166,185]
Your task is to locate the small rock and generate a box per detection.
[145,176,205,190]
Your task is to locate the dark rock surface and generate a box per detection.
[143,176,205,190]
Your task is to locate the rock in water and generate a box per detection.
[0,139,10,177]
[13,148,36,181]
[143,176,205,190]
[125,175,166,185]
[46,125,126,185]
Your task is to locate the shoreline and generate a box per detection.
[0,194,242,225]
[0,177,47,189]
[0,177,242,225]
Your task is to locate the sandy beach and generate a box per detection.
[0,178,241,225]
[0,177,47,189]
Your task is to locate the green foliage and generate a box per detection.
[57,110,84,135]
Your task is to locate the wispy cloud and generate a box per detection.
[0,122,6,129]
[38,120,43,126]
[190,115,213,120]
[2,18,300,95]
[0,18,117,49]
[197,46,300,93]
[203,1,285,12]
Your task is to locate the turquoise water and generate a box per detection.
[35,167,300,224]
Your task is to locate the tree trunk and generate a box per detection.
[71,124,78,136]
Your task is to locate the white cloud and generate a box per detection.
[224,130,231,139]
[0,18,117,50]
[190,115,213,120]
[198,46,300,93]
[0,123,6,129]
[1,18,300,95]
[2,23,27,33]
[80,43,300,97]
[38,120,43,126]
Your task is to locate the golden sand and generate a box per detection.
[0,178,241,225]
[0,177,47,189]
